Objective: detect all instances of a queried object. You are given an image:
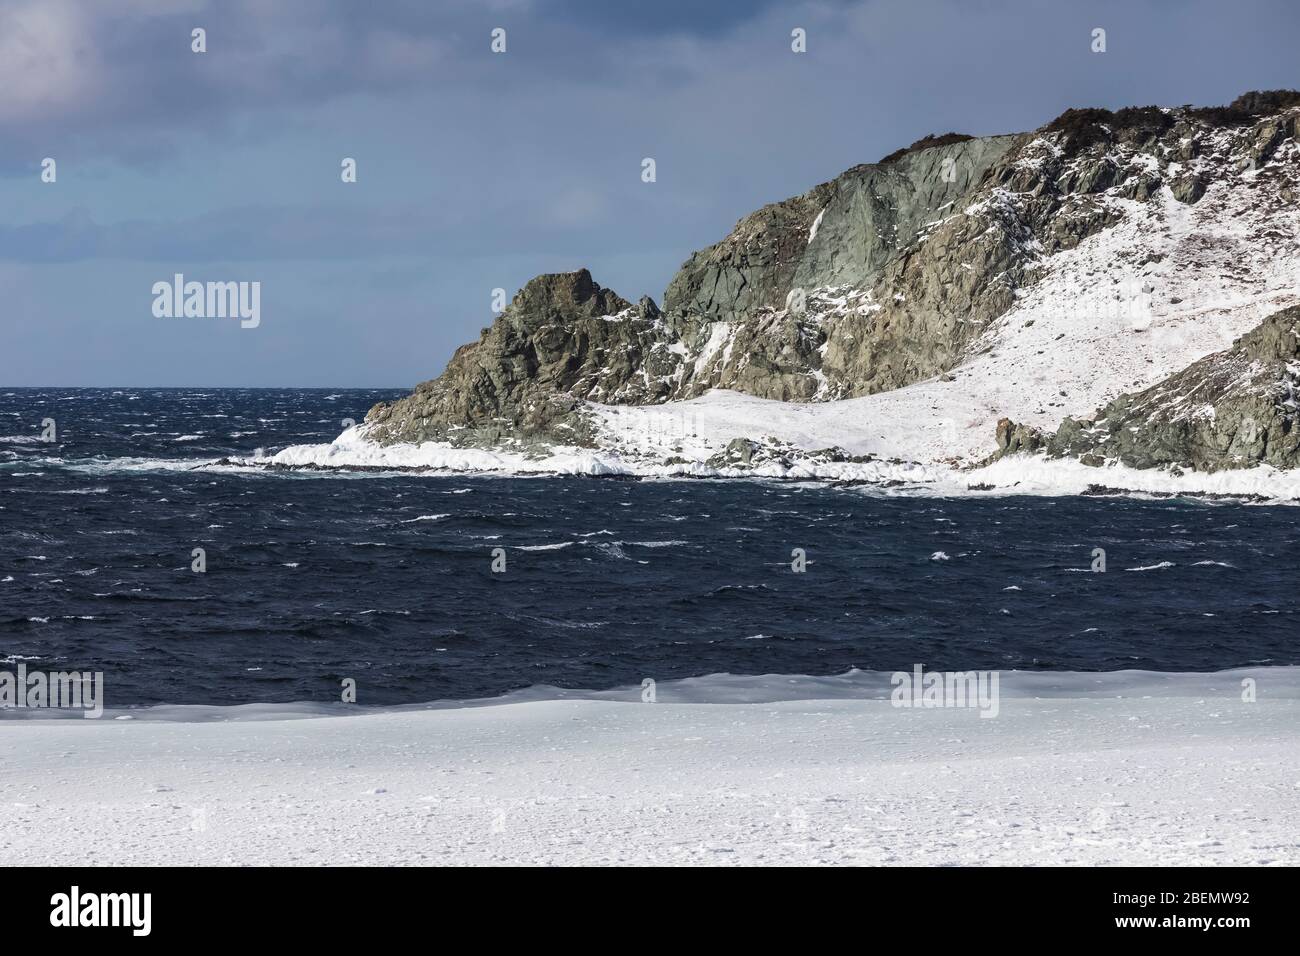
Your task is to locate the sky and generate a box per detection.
[1,0,1297,387]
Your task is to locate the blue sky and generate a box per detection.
[1,0,1297,386]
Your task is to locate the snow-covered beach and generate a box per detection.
[3,669,1297,866]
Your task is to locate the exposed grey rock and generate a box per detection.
[664,135,1015,326]
[365,269,678,447]
[708,437,761,468]
[698,436,875,471]
[994,417,1046,457]
[1021,306,1300,471]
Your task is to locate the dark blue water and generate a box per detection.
[2,388,1297,706]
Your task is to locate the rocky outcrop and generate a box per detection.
[994,418,1045,458]
[365,91,1300,456]
[702,437,880,472]
[1027,306,1300,471]
[365,270,681,446]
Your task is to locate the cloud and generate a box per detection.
[0,0,100,124]
[0,1,492,170]
[0,0,834,174]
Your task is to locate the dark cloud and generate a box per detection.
[0,0,798,173]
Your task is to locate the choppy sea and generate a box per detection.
[2,388,1297,706]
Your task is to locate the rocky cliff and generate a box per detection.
[364,90,1300,473]
[998,305,1300,471]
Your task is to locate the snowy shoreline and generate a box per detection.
[3,668,1297,865]
[50,432,1300,503]
[237,423,1300,502]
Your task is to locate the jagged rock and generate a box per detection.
[699,436,856,471]
[365,269,680,447]
[1169,173,1207,204]
[993,418,1045,457]
[707,437,762,468]
[1037,306,1300,471]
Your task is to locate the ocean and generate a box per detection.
[2,387,1297,706]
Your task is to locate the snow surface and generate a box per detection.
[2,668,1296,866]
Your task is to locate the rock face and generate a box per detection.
[994,417,1045,458]
[663,134,1013,324]
[366,91,1300,455]
[1031,306,1300,471]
